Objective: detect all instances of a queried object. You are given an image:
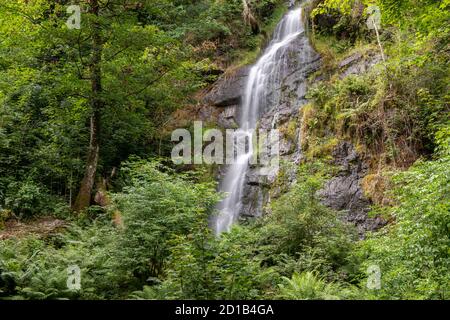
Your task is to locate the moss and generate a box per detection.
[305,137,339,160]
[299,103,318,150]
[279,119,298,144]
[308,31,376,81]
[299,101,340,161]
[269,161,294,199]
[260,4,289,36]
[286,120,298,141]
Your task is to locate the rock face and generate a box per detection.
[240,184,267,218]
[205,27,321,219]
[203,33,321,133]
[217,105,239,129]
[203,66,250,108]
[339,51,382,78]
[237,32,320,217]
[200,67,250,130]
[204,12,383,234]
[317,142,386,236]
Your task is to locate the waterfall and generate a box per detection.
[214,8,305,234]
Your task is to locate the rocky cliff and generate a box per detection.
[198,27,386,235]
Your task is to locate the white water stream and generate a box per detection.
[214,8,305,234]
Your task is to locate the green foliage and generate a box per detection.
[308,0,371,43]
[312,0,358,16]
[301,0,450,301]
[147,0,285,63]
[136,226,279,300]
[379,0,450,41]
[356,148,450,299]
[0,221,124,299]
[306,43,448,166]
[0,159,220,299]
[3,180,53,218]
[0,0,448,302]
[113,159,220,280]
[278,271,355,300]
[131,160,358,300]
[257,162,358,282]
[0,0,286,216]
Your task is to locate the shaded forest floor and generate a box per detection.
[0,217,66,240]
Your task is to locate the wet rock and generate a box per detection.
[211,20,321,221]
[317,142,386,236]
[278,37,321,105]
[203,66,250,107]
[283,55,320,100]
[236,36,320,216]
[240,185,265,217]
[246,167,272,186]
[217,105,238,128]
[273,102,298,125]
[197,104,219,121]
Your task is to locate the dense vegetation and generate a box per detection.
[0,0,448,300]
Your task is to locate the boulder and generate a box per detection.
[203,66,250,107]
[240,185,265,217]
[217,105,239,128]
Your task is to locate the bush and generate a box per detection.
[0,159,221,299]
[133,161,358,300]
[139,225,280,300]
[4,180,57,218]
[256,163,357,281]
[0,221,124,299]
[112,159,220,281]
[277,271,355,300]
[356,145,450,299]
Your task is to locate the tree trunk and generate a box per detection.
[242,0,259,34]
[73,0,103,212]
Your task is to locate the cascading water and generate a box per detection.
[214,8,307,234]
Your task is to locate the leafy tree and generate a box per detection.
[0,0,209,212]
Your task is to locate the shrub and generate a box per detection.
[278,271,354,300]
[257,163,357,280]
[133,225,280,300]
[112,159,220,281]
[4,180,56,218]
[0,159,221,299]
[0,221,124,299]
[356,145,450,299]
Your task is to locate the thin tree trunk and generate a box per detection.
[73,0,103,212]
[372,17,386,62]
[242,0,259,34]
